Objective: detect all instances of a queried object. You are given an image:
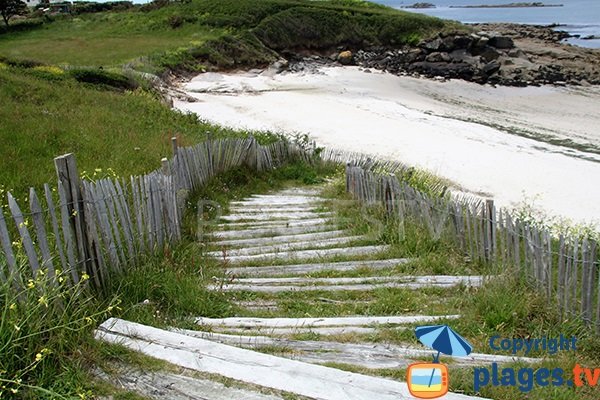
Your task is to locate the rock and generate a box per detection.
[488,36,514,49]
[425,52,451,63]
[337,50,353,65]
[404,48,424,63]
[422,37,444,51]
[364,69,372,73]
[507,48,525,58]
[453,35,473,49]
[409,61,475,80]
[449,49,480,66]
[271,59,288,73]
[473,36,490,49]
[479,46,500,62]
[329,52,339,61]
[482,60,501,75]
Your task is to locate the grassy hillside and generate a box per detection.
[0,63,267,195]
[0,0,449,71]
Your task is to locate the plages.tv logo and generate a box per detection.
[407,324,473,399]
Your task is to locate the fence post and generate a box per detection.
[54,153,93,279]
[171,136,178,157]
[161,158,170,176]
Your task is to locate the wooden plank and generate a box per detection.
[221,212,332,222]
[94,366,284,400]
[227,259,411,277]
[581,238,589,320]
[214,245,390,264]
[7,192,40,277]
[58,181,79,284]
[571,237,580,312]
[80,182,107,288]
[208,326,380,337]
[96,318,486,400]
[114,179,135,258]
[99,180,126,265]
[141,176,155,249]
[213,230,347,248]
[195,315,460,328]
[149,176,164,247]
[182,330,541,368]
[0,208,17,282]
[584,240,596,324]
[207,236,366,257]
[29,188,55,281]
[130,176,146,252]
[563,241,573,315]
[90,181,121,272]
[224,275,485,286]
[44,184,68,277]
[513,216,521,269]
[217,218,333,231]
[557,235,566,316]
[55,154,91,277]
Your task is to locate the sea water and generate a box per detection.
[373,0,600,48]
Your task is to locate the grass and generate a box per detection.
[0,11,224,67]
[0,63,287,197]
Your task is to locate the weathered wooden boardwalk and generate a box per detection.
[96,186,536,399]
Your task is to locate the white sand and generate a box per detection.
[174,67,600,225]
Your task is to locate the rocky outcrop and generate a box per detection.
[280,23,600,87]
[348,25,600,86]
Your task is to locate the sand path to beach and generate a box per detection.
[174,67,600,225]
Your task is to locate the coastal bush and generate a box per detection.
[68,68,137,90]
[255,5,445,49]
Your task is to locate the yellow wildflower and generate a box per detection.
[81,273,90,281]
[27,280,35,289]
[9,303,16,310]
[38,296,48,307]
[35,353,43,362]
[33,65,64,75]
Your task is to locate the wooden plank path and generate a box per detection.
[95,186,505,399]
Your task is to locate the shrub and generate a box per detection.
[68,68,137,90]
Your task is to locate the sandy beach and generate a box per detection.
[173,67,600,225]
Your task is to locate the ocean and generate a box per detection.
[373,0,600,48]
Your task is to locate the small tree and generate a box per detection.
[0,0,27,27]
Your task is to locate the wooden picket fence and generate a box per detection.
[0,137,310,291]
[342,161,600,334]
